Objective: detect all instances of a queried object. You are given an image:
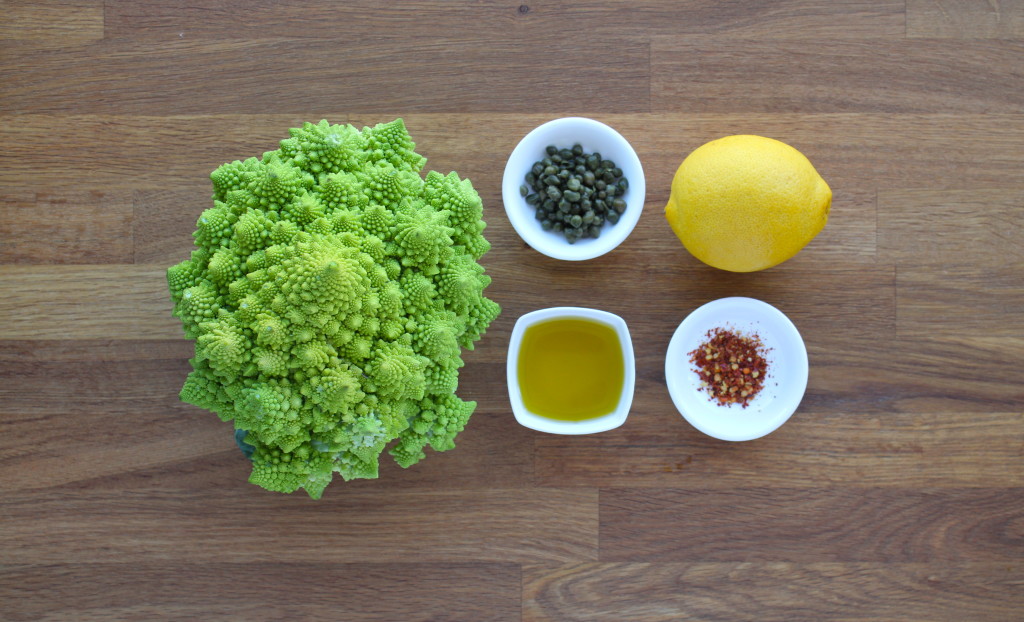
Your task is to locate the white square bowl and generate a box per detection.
[507,307,636,434]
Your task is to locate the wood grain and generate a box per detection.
[4,114,1024,191]
[103,0,906,40]
[907,0,1024,38]
[0,265,179,339]
[133,185,212,264]
[523,563,1024,622]
[1,0,103,44]
[534,411,1024,488]
[0,191,134,264]
[0,37,650,115]
[0,340,213,491]
[897,265,1024,337]
[878,188,1024,265]
[651,38,1024,113]
[1,488,598,564]
[2,562,522,622]
[2,1,1023,619]
[599,488,1024,562]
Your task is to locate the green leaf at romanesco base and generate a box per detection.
[168,119,499,499]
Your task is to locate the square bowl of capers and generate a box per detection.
[502,117,645,261]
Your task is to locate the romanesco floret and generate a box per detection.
[168,119,500,499]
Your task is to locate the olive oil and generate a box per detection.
[517,317,624,421]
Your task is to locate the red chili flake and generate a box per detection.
[687,327,769,408]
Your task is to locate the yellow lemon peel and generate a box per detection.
[665,135,831,272]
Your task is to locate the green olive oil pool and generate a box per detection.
[517,317,624,421]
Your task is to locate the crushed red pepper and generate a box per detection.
[688,327,769,408]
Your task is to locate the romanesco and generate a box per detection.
[168,119,500,498]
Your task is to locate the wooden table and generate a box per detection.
[2,2,1022,620]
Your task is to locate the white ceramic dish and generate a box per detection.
[507,307,635,434]
[502,117,645,261]
[665,297,808,441]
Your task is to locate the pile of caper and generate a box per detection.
[520,143,628,244]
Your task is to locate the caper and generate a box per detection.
[525,143,630,243]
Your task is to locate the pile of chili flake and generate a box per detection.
[688,327,769,408]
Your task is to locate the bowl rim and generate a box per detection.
[507,306,636,434]
[664,297,808,441]
[501,116,646,261]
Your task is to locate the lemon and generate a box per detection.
[664,135,831,272]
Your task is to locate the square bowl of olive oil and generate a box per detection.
[507,307,635,434]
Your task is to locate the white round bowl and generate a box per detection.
[507,307,636,434]
[665,297,808,441]
[502,117,645,261]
